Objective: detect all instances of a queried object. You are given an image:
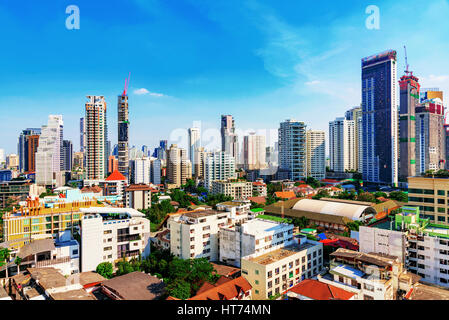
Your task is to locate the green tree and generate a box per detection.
[96,262,113,279]
[356,192,376,203]
[166,279,191,300]
[312,189,330,200]
[115,259,134,276]
[389,191,408,203]
[292,216,309,229]
[0,248,10,267]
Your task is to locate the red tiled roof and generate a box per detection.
[125,184,151,191]
[105,170,127,181]
[81,185,102,193]
[288,279,355,300]
[248,196,266,204]
[321,179,339,183]
[275,191,296,199]
[189,276,252,300]
[252,181,266,186]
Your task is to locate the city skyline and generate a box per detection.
[1,0,449,155]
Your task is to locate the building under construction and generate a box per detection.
[118,74,130,179]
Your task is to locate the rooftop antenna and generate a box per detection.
[122,72,131,96]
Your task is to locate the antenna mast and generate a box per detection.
[404,45,410,75]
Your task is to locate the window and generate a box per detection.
[242,270,248,275]
[363,295,374,300]
[302,257,305,263]
[295,259,299,266]
[267,271,272,278]
[275,268,280,275]
[104,230,112,234]
[104,246,112,251]
[255,270,259,275]
[275,278,280,285]
[268,281,272,288]
[72,249,78,255]
[255,280,259,285]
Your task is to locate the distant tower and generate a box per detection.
[118,73,130,179]
[399,46,420,181]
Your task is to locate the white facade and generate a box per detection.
[306,130,325,180]
[80,207,151,272]
[329,117,356,173]
[35,115,64,186]
[131,157,151,184]
[188,127,201,175]
[219,219,295,267]
[204,151,236,190]
[169,210,232,261]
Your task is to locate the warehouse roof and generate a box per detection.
[292,199,376,221]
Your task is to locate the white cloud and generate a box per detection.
[133,88,164,97]
[305,80,320,85]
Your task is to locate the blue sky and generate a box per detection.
[1,0,449,154]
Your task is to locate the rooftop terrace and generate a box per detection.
[246,243,316,265]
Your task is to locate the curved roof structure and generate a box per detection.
[292,199,376,221]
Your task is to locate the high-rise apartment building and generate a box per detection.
[85,96,108,180]
[415,98,446,174]
[118,87,130,178]
[130,157,151,185]
[166,144,192,188]
[243,133,266,170]
[306,130,325,180]
[278,120,307,181]
[62,140,73,171]
[204,151,236,190]
[35,115,64,186]
[188,127,201,175]
[80,117,86,152]
[18,128,41,172]
[151,158,162,185]
[345,107,362,172]
[398,71,420,181]
[329,117,356,173]
[194,147,209,179]
[25,134,40,173]
[221,115,239,163]
[107,155,118,175]
[361,50,398,185]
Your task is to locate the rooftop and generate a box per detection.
[189,276,251,300]
[101,271,166,300]
[288,279,356,300]
[246,243,316,265]
[411,282,449,300]
[28,267,68,290]
[51,289,95,300]
[182,209,221,219]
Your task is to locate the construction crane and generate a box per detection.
[404,45,410,75]
[122,72,131,96]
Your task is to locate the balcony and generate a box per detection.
[118,249,141,259]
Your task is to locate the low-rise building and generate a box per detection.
[219,218,295,267]
[252,179,267,197]
[211,179,253,200]
[80,207,151,272]
[216,200,251,216]
[241,240,323,300]
[188,276,252,300]
[97,271,166,300]
[318,248,418,300]
[168,209,231,260]
[125,184,152,210]
[286,279,356,300]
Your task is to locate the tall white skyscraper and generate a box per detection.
[329,117,356,173]
[188,127,201,175]
[278,120,307,181]
[204,151,236,190]
[306,130,325,180]
[243,133,266,170]
[35,115,64,186]
[85,96,108,180]
[130,157,151,185]
[345,106,363,172]
[0,149,5,165]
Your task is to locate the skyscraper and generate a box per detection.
[166,144,192,188]
[85,95,108,180]
[221,115,239,163]
[188,127,201,175]
[80,117,86,152]
[35,115,64,186]
[243,133,266,170]
[278,120,307,181]
[398,70,420,181]
[306,130,325,180]
[345,106,362,172]
[204,151,236,190]
[118,76,130,179]
[415,98,446,174]
[63,140,73,171]
[329,118,356,173]
[24,134,40,173]
[361,50,398,185]
[18,128,41,172]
